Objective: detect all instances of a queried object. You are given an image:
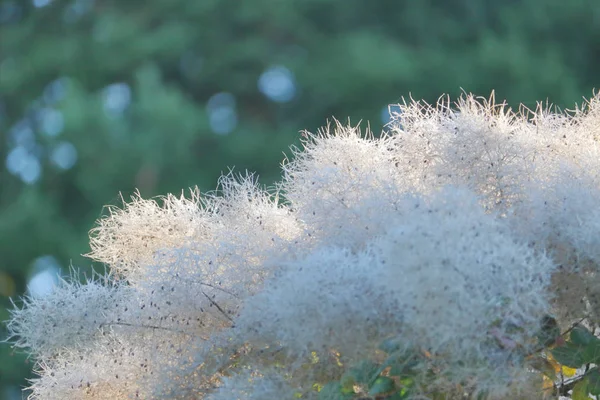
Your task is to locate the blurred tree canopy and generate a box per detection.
[0,0,598,397]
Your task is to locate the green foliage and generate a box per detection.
[551,325,600,367]
[587,369,600,396]
[318,382,355,400]
[546,324,600,399]
[368,377,396,397]
[341,360,381,389]
[571,378,588,400]
[315,338,419,399]
[570,325,598,347]
[319,323,600,399]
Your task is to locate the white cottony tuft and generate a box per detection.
[8,92,600,399]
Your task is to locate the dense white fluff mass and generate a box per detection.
[281,122,404,249]
[7,92,600,399]
[7,274,130,359]
[234,188,552,395]
[371,189,552,395]
[234,245,401,362]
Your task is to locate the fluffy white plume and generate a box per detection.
[8,92,600,399]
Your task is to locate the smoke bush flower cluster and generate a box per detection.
[7,92,600,399]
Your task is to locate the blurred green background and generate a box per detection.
[0,0,598,398]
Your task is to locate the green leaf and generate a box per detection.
[572,377,589,400]
[587,368,600,396]
[398,377,414,387]
[342,360,380,386]
[552,343,586,368]
[383,350,419,377]
[552,325,600,368]
[317,382,355,400]
[368,376,396,396]
[571,325,597,346]
[397,377,415,398]
[582,341,600,365]
[339,374,355,393]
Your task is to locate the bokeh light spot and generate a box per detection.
[258,65,297,103]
